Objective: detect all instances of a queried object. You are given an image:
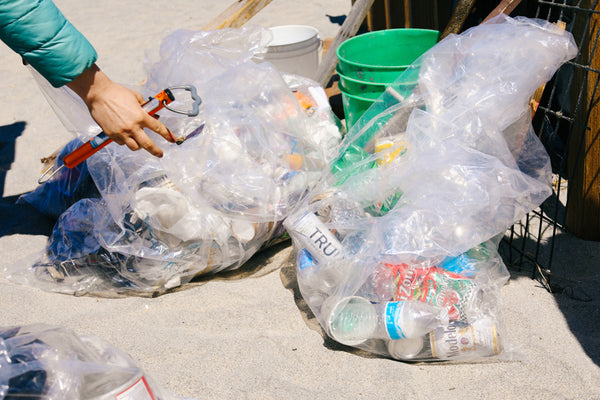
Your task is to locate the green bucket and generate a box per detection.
[338,70,418,129]
[337,28,438,83]
[336,65,387,95]
[338,83,378,129]
[336,65,417,98]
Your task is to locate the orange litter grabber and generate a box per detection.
[38,85,201,184]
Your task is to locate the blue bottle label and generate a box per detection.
[298,248,315,270]
[385,301,406,340]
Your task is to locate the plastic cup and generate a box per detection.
[337,29,439,83]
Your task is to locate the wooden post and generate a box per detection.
[404,0,411,28]
[365,0,386,31]
[202,0,273,31]
[566,1,600,240]
[481,0,523,23]
[313,0,376,87]
[440,0,477,40]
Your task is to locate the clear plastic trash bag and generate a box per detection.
[283,15,577,362]
[17,138,100,220]
[0,324,192,400]
[7,26,343,296]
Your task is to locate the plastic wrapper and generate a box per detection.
[8,26,343,296]
[283,15,577,362]
[0,324,192,400]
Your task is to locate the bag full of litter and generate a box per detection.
[0,324,193,399]
[283,15,577,362]
[7,25,343,296]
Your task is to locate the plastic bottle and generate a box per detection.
[0,325,164,400]
[438,242,496,278]
[331,143,377,186]
[386,318,502,361]
[290,211,343,264]
[323,296,448,347]
[295,249,342,305]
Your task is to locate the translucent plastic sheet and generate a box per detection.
[0,324,192,399]
[8,26,343,296]
[283,15,577,362]
[17,139,100,220]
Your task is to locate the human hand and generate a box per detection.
[67,64,176,157]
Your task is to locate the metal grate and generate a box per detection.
[500,0,600,281]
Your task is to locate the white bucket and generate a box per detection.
[262,25,322,78]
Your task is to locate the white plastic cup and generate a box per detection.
[261,25,322,78]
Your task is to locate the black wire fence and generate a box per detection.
[499,0,600,285]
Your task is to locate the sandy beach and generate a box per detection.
[1,1,600,399]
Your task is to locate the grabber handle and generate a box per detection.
[62,132,112,168]
[62,88,175,169]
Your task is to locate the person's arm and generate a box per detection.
[66,64,176,157]
[1,0,175,157]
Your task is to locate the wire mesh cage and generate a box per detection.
[498,0,600,292]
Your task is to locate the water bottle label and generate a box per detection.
[385,301,407,340]
[116,376,154,400]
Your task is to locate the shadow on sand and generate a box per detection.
[0,121,56,237]
[500,222,600,367]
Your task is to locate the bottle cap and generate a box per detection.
[231,220,256,242]
[387,337,424,360]
[323,296,377,346]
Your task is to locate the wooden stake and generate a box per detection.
[313,0,376,87]
[202,0,273,31]
[481,0,523,23]
[440,0,477,40]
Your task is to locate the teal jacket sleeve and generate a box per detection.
[0,0,98,87]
